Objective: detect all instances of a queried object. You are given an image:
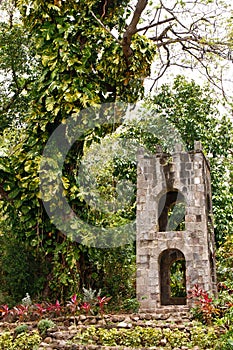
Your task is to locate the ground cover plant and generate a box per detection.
[0,0,233,308]
[0,331,41,350]
[0,283,232,349]
[67,323,228,349]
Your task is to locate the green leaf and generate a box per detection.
[8,188,20,199]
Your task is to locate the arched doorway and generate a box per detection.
[159,249,186,305]
[158,191,186,232]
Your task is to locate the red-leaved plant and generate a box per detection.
[188,284,218,324]
[0,292,112,322]
[34,303,47,318]
[67,294,79,316]
[97,296,112,316]
[13,304,29,321]
[81,302,91,316]
[47,300,62,316]
[0,305,13,320]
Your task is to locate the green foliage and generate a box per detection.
[14,324,29,336]
[0,232,46,305]
[82,287,100,305]
[48,239,80,302]
[88,245,136,303]
[167,202,186,231]
[217,234,233,282]
[0,0,39,134]
[121,298,140,313]
[215,305,233,329]
[71,326,163,347]
[163,327,189,347]
[69,323,227,348]
[217,328,233,350]
[0,0,154,303]
[0,331,41,350]
[37,318,55,336]
[170,260,186,298]
[142,76,233,243]
[190,325,218,348]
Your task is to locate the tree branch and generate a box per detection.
[136,17,175,33]
[122,0,148,60]
[0,183,13,203]
[154,36,198,47]
[90,10,121,45]
[150,45,170,92]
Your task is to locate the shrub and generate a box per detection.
[14,324,29,336]
[189,324,218,348]
[70,324,227,349]
[163,327,189,348]
[71,326,163,348]
[0,331,41,350]
[188,284,219,324]
[122,298,140,313]
[0,234,46,305]
[37,318,55,336]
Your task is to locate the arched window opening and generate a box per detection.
[158,191,186,232]
[159,249,186,305]
[167,202,186,231]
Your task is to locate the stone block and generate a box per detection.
[196,184,205,192]
[185,214,196,222]
[185,163,193,170]
[194,176,201,184]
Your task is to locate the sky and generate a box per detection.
[142,1,233,106]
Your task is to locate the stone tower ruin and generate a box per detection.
[136,141,217,313]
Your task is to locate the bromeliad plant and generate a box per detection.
[34,303,47,318]
[13,304,29,322]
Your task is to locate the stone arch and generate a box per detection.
[158,190,186,232]
[159,249,186,305]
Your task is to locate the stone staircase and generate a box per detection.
[1,310,206,350]
[37,310,193,349]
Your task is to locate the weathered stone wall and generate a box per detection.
[136,142,217,312]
